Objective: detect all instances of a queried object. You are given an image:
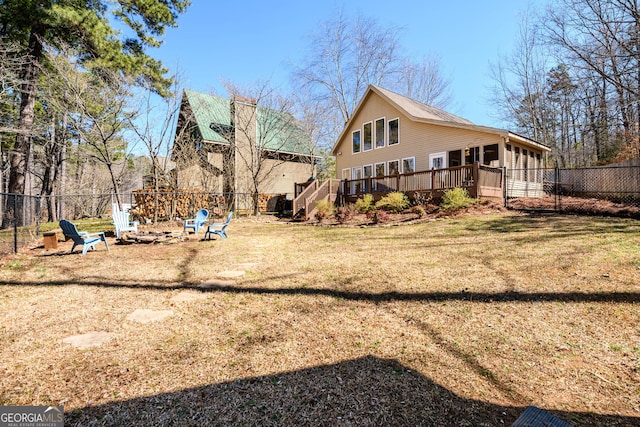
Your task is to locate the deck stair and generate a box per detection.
[293,179,341,221]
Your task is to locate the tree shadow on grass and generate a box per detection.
[64,355,637,427]
[2,276,640,304]
[460,212,638,237]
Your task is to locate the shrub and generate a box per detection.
[354,194,375,213]
[314,199,334,222]
[375,192,409,213]
[440,188,477,211]
[334,207,353,224]
[410,205,427,218]
[367,209,389,224]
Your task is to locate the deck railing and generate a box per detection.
[293,164,504,219]
[342,164,482,199]
[292,179,341,219]
[293,180,318,216]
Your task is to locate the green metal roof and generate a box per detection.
[184,89,230,144]
[183,89,315,156]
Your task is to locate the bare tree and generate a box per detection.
[59,67,136,210]
[489,9,553,141]
[395,55,454,109]
[292,10,404,147]
[224,80,313,215]
[542,0,640,159]
[128,74,185,223]
[293,10,453,153]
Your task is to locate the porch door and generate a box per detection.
[429,152,446,189]
[352,167,363,194]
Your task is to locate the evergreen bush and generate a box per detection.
[375,192,409,212]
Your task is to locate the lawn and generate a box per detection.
[0,212,638,426]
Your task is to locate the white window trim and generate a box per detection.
[352,167,363,180]
[401,156,415,173]
[352,129,361,154]
[363,164,373,177]
[388,117,400,146]
[429,152,447,169]
[362,121,373,152]
[342,168,351,180]
[387,159,400,175]
[374,117,386,149]
[374,162,386,176]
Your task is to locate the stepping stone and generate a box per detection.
[217,270,246,279]
[170,291,208,302]
[62,331,114,349]
[126,309,174,324]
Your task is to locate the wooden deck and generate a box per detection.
[293,163,504,220]
[340,163,504,203]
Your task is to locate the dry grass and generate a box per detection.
[0,212,639,426]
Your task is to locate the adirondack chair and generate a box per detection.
[204,211,233,240]
[59,219,110,256]
[112,210,138,238]
[183,208,209,235]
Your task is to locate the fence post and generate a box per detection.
[553,160,560,212]
[13,194,18,254]
[35,195,41,236]
[503,167,507,208]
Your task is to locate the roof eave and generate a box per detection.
[330,85,550,155]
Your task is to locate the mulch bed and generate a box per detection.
[508,195,640,218]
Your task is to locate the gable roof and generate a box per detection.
[182,89,315,156]
[331,85,549,154]
[373,86,474,125]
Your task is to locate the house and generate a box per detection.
[330,85,550,199]
[172,89,317,211]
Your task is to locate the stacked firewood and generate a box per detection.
[258,193,287,213]
[130,189,226,220]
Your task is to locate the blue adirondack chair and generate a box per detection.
[59,219,110,256]
[183,208,209,234]
[204,211,233,240]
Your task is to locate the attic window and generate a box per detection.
[352,130,361,153]
[388,118,399,145]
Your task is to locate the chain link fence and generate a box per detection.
[505,163,640,217]
[0,191,289,256]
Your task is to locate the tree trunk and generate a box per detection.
[42,121,56,222]
[107,162,122,210]
[58,112,68,220]
[3,26,44,227]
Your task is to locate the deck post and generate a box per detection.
[431,168,435,191]
[473,162,480,197]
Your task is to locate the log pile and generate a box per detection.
[130,189,226,221]
[130,189,287,218]
[258,193,287,213]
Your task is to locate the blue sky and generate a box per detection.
[151,0,543,129]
